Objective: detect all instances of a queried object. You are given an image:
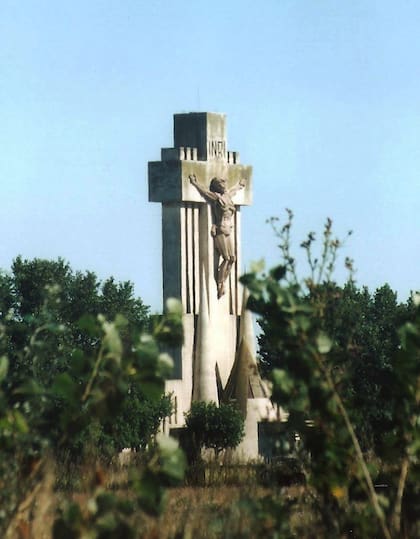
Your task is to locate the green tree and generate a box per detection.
[184,401,245,459]
[106,386,172,451]
[0,257,173,457]
[0,257,149,388]
[258,213,414,449]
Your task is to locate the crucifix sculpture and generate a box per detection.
[148,112,280,460]
[148,111,253,414]
[189,173,246,298]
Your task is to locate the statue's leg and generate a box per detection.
[213,237,225,297]
[217,260,230,298]
[214,235,235,298]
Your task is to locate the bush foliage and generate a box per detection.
[184,401,245,459]
[0,258,185,537]
[241,211,420,538]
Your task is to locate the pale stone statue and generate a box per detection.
[189,174,246,298]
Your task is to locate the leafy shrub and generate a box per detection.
[242,212,420,538]
[0,264,186,537]
[184,401,245,459]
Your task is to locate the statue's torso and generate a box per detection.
[213,193,235,236]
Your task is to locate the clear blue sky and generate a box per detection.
[1,0,418,310]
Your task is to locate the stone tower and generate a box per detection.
[149,113,277,458]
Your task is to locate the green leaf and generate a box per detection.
[77,314,99,335]
[14,378,44,396]
[157,434,186,482]
[158,353,174,377]
[100,319,122,363]
[272,369,294,395]
[316,333,332,354]
[160,448,186,482]
[269,265,287,281]
[114,313,128,329]
[136,470,164,515]
[63,502,83,526]
[156,432,179,452]
[249,258,265,273]
[13,410,29,434]
[51,373,79,401]
[0,355,9,382]
[165,297,182,316]
[96,512,118,532]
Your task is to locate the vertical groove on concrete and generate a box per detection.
[233,210,238,315]
[193,205,200,314]
[186,204,193,314]
[180,205,187,309]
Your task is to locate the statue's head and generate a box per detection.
[210,177,226,194]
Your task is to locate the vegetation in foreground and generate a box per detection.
[0,259,186,538]
[1,457,316,539]
[1,212,420,538]
[241,211,419,538]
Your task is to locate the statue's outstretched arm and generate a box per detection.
[228,178,246,197]
[189,174,218,201]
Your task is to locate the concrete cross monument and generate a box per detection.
[149,112,279,458]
